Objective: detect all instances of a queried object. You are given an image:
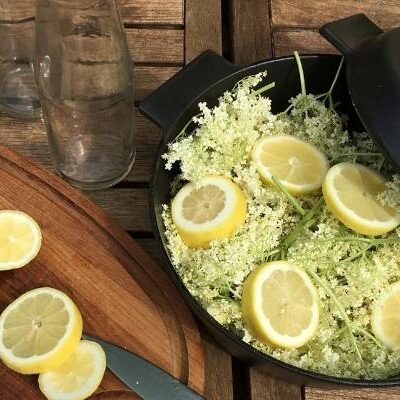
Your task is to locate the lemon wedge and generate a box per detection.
[242,261,319,348]
[171,176,247,248]
[39,340,106,400]
[371,282,400,351]
[0,210,42,270]
[0,287,83,374]
[322,162,400,235]
[252,135,329,195]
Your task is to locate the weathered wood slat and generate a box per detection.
[1,0,184,25]
[185,0,222,63]
[134,66,181,100]
[274,29,337,57]
[306,388,400,400]
[87,188,151,232]
[271,0,400,29]
[126,29,184,64]
[249,369,303,400]
[0,109,161,183]
[230,0,272,64]
[119,0,184,25]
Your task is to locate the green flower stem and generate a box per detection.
[354,325,386,350]
[249,82,276,98]
[173,112,203,143]
[341,244,374,263]
[318,236,400,245]
[307,269,364,361]
[271,176,306,216]
[294,51,306,96]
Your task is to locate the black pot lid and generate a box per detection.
[320,14,400,170]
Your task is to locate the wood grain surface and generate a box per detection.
[270,0,400,29]
[0,144,204,398]
[230,0,272,64]
[185,0,223,63]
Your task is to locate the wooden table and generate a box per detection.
[2,0,400,399]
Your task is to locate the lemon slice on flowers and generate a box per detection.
[252,135,329,195]
[0,210,42,270]
[0,287,83,374]
[171,176,247,248]
[39,340,106,400]
[322,162,400,235]
[371,281,400,351]
[242,261,319,349]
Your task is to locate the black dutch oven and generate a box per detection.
[139,14,400,387]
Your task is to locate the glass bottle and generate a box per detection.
[34,0,135,190]
[0,1,41,120]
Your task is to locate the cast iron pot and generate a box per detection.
[139,51,400,388]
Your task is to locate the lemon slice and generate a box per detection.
[0,210,42,270]
[0,287,83,374]
[322,162,400,235]
[371,282,400,350]
[39,340,106,400]
[242,261,319,348]
[252,135,329,195]
[171,176,247,248]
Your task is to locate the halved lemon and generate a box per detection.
[242,261,319,348]
[171,176,247,248]
[0,287,83,374]
[371,281,400,351]
[322,162,400,235]
[39,340,106,400]
[0,210,42,270]
[252,135,329,195]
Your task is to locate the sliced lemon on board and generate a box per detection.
[371,281,400,351]
[39,340,106,400]
[242,261,319,349]
[322,162,400,236]
[0,210,42,270]
[252,135,329,195]
[171,176,247,248]
[0,287,83,374]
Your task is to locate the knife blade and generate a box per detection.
[82,334,203,400]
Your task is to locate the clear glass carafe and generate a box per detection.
[0,1,40,120]
[34,0,135,190]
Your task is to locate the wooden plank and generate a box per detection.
[119,0,184,25]
[86,188,151,232]
[0,109,161,183]
[274,29,337,57]
[230,0,272,64]
[185,0,222,63]
[271,0,400,30]
[202,332,234,400]
[305,387,400,400]
[126,29,184,64]
[0,0,35,21]
[249,369,302,400]
[0,0,184,25]
[134,66,181,100]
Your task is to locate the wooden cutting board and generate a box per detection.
[0,144,205,399]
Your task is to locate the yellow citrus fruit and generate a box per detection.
[0,287,83,374]
[171,176,247,248]
[252,135,329,195]
[39,340,106,400]
[322,162,400,235]
[0,210,42,270]
[242,261,319,349]
[371,281,400,351]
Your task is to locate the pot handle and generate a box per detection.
[320,13,383,56]
[139,50,238,132]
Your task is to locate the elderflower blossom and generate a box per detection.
[161,69,400,379]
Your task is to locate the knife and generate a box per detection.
[82,334,203,400]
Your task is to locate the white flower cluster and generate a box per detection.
[162,71,400,379]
